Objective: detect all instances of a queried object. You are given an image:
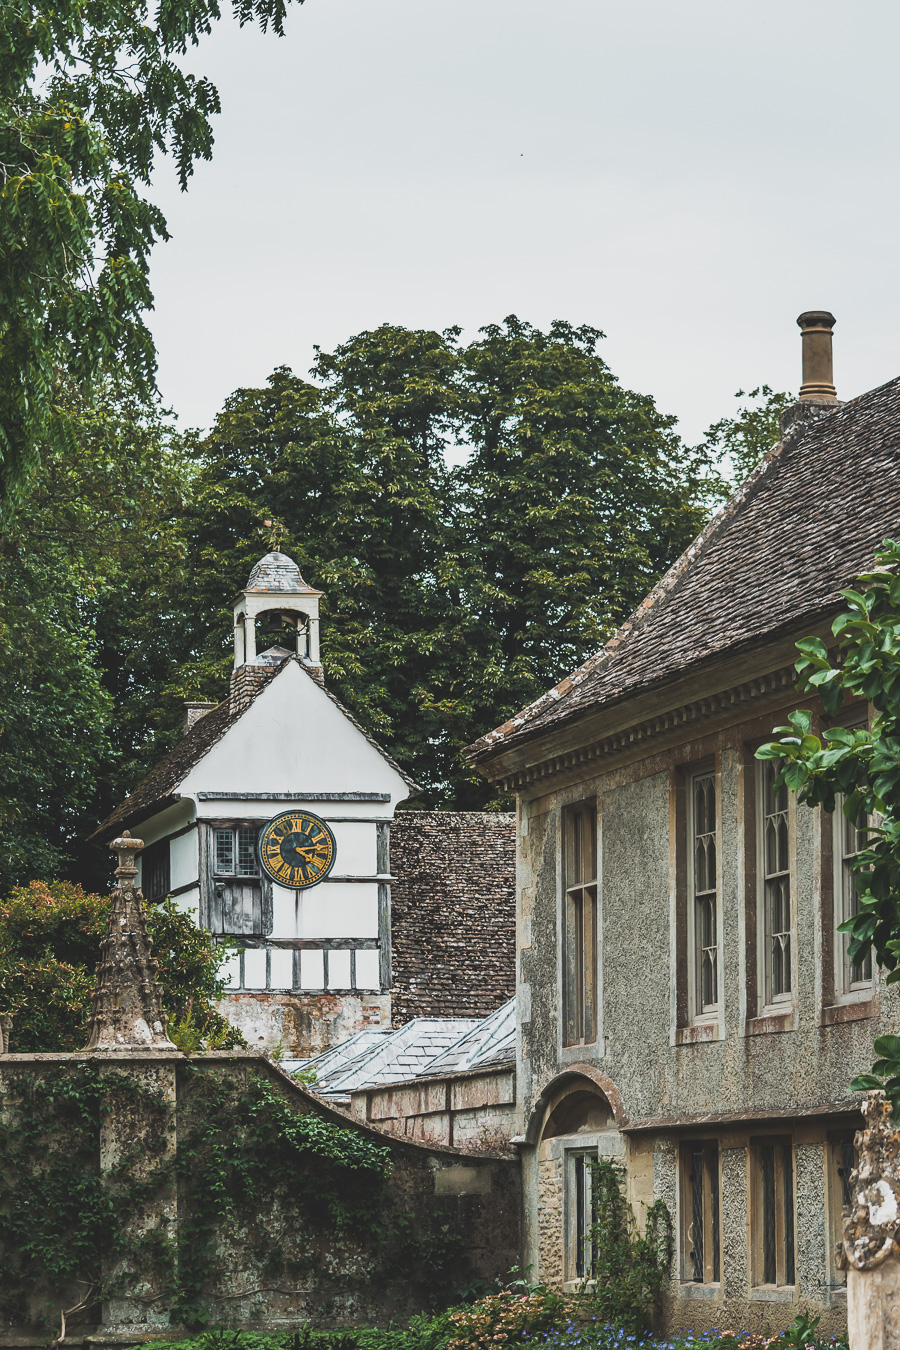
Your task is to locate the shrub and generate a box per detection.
[0,879,242,1050]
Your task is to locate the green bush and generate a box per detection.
[0,879,242,1050]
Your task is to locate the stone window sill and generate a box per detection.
[746,1011,794,1036]
[750,1285,795,1302]
[674,1022,720,1046]
[821,999,876,1026]
[679,1282,722,1299]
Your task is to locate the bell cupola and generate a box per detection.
[232,552,324,685]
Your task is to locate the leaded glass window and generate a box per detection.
[754,1138,795,1287]
[688,772,718,1017]
[563,803,598,1047]
[681,1140,720,1284]
[760,762,792,1005]
[835,797,874,994]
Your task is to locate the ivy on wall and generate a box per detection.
[0,1062,476,1335]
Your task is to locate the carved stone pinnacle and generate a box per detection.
[82,832,176,1052]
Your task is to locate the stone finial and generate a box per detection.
[83,831,176,1052]
[839,1092,900,1271]
[0,1013,12,1055]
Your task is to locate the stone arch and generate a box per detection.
[524,1064,629,1147]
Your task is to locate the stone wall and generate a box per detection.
[0,1050,521,1346]
[390,812,515,1024]
[349,1065,516,1151]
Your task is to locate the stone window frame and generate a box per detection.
[679,1138,722,1287]
[742,749,798,1033]
[672,755,722,1045]
[686,766,720,1025]
[748,1134,796,1293]
[565,1144,597,1284]
[560,800,600,1050]
[817,703,878,1025]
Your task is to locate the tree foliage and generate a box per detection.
[0,377,189,893]
[695,385,794,495]
[171,318,707,807]
[758,539,900,1104]
[0,0,302,507]
[0,878,241,1050]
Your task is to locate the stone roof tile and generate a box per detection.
[466,379,900,765]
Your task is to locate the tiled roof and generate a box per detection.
[422,997,515,1076]
[243,551,319,595]
[466,381,900,765]
[296,1002,517,1100]
[297,1018,480,1097]
[390,813,515,1024]
[91,655,418,844]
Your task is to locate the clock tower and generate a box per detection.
[91,551,417,1057]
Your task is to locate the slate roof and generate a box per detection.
[90,653,419,844]
[422,997,516,1076]
[295,1018,481,1099]
[467,381,900,765]
[243,551,320,595]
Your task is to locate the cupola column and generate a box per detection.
[308,615,321,666]
[244,614,257,664]
[233,616,245,669]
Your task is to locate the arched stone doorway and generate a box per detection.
[523,1069,627,1290]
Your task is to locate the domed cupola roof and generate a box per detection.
[244,551,318,595]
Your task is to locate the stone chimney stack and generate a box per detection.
[797,310,838,402]
[780,310,842,437]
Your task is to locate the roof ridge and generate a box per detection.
[465,427,795,762]
[92,654,418,843]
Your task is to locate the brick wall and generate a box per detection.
[390,811,515,1024]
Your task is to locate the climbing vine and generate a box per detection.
[588,1158,673,1333]
[0,1063,396,1339]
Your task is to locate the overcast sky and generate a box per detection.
[147,0,900,445]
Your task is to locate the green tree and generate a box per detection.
[168,319,708,807]
[0,378,190,893]
[695,385,794,495]
[451,317,708,798]
[0,0,302,508]
[758,539,900,1104]
[0,878,241,1050]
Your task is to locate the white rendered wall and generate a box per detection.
[180,661,411,804]
[170,829,198,890]
[272,882,379,939]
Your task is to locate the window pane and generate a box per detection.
[690,1145,704,1281]
[762,1145,777,1284]
[215,828,234,874]
[236,827,259,876]
[783,1145,795,1285]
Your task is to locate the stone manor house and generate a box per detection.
[465,313,898,1335]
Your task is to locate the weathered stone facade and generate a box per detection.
[390,812,516,1025]
[466,346,900,1336]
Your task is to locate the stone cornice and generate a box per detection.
[491,664,799,794]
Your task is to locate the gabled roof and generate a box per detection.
[467,378,900,767]
[292,1001,517,1101]
[91,654,418,844]
[296,1018,480,1099]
